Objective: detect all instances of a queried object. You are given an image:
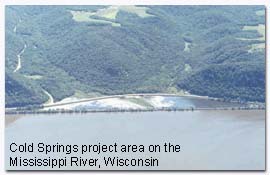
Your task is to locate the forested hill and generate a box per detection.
[5,6,265,107]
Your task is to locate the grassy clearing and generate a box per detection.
[184,64,192,72]
[96,6,119,19]
[111,23,121,27]
[23,75,43,80]
[243,24,265,40]
[256,10,265,16]
[248,43,265,53]
[124,97,154,108]
[70,10,121,27]
[119,6,154,18]
[70,11,95,22]
[70,6,154,26]
[183,42,191,52]
[96,6,154,19]
[238,24,265,52]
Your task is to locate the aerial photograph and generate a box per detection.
[5,5,265,170]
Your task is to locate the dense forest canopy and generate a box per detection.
[5,5,265,107]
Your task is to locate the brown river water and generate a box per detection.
[5,110,265,170]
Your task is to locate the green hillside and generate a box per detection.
[5,6,265,107]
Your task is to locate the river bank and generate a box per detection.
[5,94,265,115]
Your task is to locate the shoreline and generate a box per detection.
[5,93,265,113]
[5,107,265,115]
